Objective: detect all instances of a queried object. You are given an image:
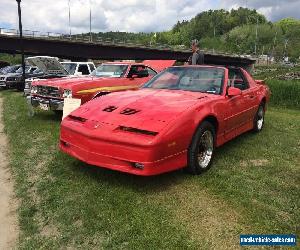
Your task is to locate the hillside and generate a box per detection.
[90,8,300,62]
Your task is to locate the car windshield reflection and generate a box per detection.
[143,67,225,94]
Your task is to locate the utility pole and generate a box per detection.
[254,17,258,56]
[272,30,278,61]
[284,39,288,60]
[16,0,25,89]
[68,0,71,38]
[89,0,92,41]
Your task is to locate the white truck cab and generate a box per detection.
[61,62,95,76]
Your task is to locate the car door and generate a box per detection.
[223,68,253,140]
[125,65,153,86]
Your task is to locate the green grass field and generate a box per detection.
[1,90,299,249]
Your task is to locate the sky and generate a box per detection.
[0,0,299,34]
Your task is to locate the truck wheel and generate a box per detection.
[187,121,215,175]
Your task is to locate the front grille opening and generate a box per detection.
[37,85,61,98]
[103,106,118,112]
[68,115,87,123]
[119,126,158,136]
[120,108,140,115]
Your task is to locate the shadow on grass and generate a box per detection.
[32,110,63,122]
[53,129,260,196]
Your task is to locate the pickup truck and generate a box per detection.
[28,60,175,113]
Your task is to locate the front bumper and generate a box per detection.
[60,123,186,176]
[28,95,64,111]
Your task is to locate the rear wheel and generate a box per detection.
[187,121,215,175]
[253,103,265,132]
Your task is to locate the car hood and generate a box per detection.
[142,60,176,72]
[26,56,68,75]
[71,89,208,132]
[31,76,127,90]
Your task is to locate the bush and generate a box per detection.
[266,79,300,109]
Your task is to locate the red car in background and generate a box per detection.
[60,65,270,176]
[29,60,175,112]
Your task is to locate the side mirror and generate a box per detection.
[227,87,242,97]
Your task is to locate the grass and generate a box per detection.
[1,90,299,249]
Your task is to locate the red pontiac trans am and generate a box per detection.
[29,60,175,112]
[60,65,270,176]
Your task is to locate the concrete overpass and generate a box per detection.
[0,28,255,67]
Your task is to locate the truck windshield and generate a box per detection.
[91,64,128,78]
[62,63,77,75]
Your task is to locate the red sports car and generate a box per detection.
[60,65,270,176]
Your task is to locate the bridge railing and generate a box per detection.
[0,27,249,58]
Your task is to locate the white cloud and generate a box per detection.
[219,0,300,21]
[0,0,299,35]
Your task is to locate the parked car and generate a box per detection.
[5,65,43,90]
[0,65,21,89]
[61,62,95,76]
[29,60,175,113]
[60,65,270,176]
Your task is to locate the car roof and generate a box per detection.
[60,62,94,64]
[103,61,143,65]
[172,65,228,70]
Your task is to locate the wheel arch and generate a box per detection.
[199,115,219,134]
[260,96,267,110]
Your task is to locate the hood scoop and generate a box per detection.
[120,108,140,115]
[103,106,118,112]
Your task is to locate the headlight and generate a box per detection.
[31,86,38,94]
[63,89,72,98]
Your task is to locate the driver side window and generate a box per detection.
[128,65,147,78]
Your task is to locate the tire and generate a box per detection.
[187,121,216,175]
[253,103,265,132]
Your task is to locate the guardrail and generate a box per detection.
[0,27,251,59]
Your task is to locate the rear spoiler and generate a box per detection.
[255,80,266,85]
[142,60,176,72]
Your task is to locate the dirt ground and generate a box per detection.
[0,97,18,249]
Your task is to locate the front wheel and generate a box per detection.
[253,104,265,132]
[187,121,215,175]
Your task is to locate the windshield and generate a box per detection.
[33,68,43,74]
[62,63,77,75]
[143,67,225,94]
[16,66,31,73]
[1,65,20,74]
[91,64,128,78]
[0,66,9,74]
